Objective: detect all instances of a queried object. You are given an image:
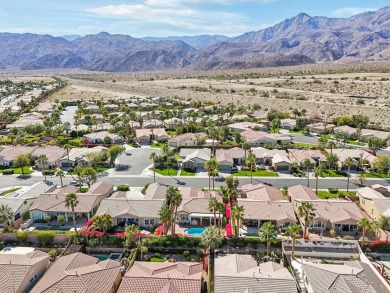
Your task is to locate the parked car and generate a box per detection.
[70,180,82,187]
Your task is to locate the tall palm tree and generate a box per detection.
[149,152,158,183]
[56,170,65,187]
[313,166,322,195]
[298,202,316,239]
[158,205,172,236]
[205,158,219,191]
[161,143,170,176]
[232,205,245,237]
[165,186,180,235]
[65,193,79,236]
[303,158,311,187]
[285,223,301,260]
[328,141,336,156]
[344,156,354,192]
[246,151,256,184]
[37,154,48,181]
[201,226,222,293]
[258,221,278,256]
[208,197,219,227]
[216,202,225,229]
[358,218,372,246]
[63,144,72,169]
[0,204,14,230]
[240,142,250,175]
[171,191,182,235]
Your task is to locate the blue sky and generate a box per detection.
[0,1,385,37]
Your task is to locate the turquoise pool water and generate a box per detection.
[90,254,109,261]
[184,227,206,236]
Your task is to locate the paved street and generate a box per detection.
[2,173,389,190]
[114,148,161,175]
[60,106,77,127]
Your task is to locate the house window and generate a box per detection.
[311,221,324,228]
[144,219,155,226]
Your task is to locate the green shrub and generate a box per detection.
[328,188,339,194]
[183,251,190,257]
[34,219,48,223]
[117,185,130,192]
[141,183,150,195]
[44,215,52,222]
[42,170,56,175]
[16,231,27,243]
[2,169,14,175]
[343,236,355,240]
[88,238,100,247]
[48,249,57,259]
[37,232,54,246]
[196,249,205,257]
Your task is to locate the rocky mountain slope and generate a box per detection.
[0,6,389,71]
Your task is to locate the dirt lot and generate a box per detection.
[13,62,390,126]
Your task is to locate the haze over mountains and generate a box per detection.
[1,6,389,72]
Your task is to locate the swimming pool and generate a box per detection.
[184,227,206,236]
[89,253,123,261]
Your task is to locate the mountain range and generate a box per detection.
[1,6,389,72]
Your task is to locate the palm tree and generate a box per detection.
[246,151,256,184]
[201,226,222,293]
[165,186,180,235]
[149,152,158,183]
[358,218,372,246]
[313,166,322,195]
[298,202,316,238]
[37,154,48,181]
[240,142,250,175]
[158,206,172,236]
[205,157,218,191]
[232,205,245,237]
[208,197,219,227]
[56,170,65,187]
[63,144,72,169]
[171,191,182,235]
[216,202,225,229]
[258,221,278,256]
[65,193,79,235]
[161,143,170,176]
[328,140,336,155]
[285,223,301,260]
[303,158,311,187]
[0,204,14,230]
[344,156,354,192]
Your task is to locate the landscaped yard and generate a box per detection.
[293,142,317,148]
[35,225,71,231]
[96,167,109,173]
[0,187,21,196]
[289,130,306,134]
[232,169,279,177]
[166,130,176,136]
[346,140,366,146]
[149,256,167,262]
[321,170,347,177]
[150,142,165,149]
[153,168,179,176]
[365,172,390,178]
[180,169,196,176]
[0,167,34,175]
[316,190,356,199]
[24,136,40,143]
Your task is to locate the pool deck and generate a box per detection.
[172,224,208,236]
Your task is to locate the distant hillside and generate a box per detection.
[0,6,389,71]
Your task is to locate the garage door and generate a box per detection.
[276,165,289,170]
[219,165,232,171]
[61,163,72,168]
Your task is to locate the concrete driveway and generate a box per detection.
[115,148,161,175]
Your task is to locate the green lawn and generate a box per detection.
[365,172,390,178]
[35,226,70,231]
[346,140,365,146]
[166,130,176,136]
[0,166,34,175]
[153,168,179,176]
[150,142,165,149]
[317,190,357,199]
[232,169,279,177]
[321,170,347,177]
[24,136,40,143]
[0,187,21,196]
[149,256,167,262]
[180,169,196,176]
[293,142,317,148]
[96,167,109,173]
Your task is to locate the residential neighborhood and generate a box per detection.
[0,78,389,292]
